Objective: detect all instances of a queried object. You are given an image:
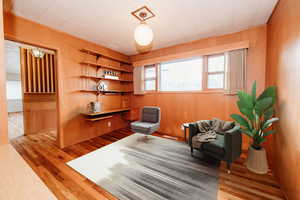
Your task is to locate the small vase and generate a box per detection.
[246,145,269,174]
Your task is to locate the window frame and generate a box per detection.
[203,53,226,91]
[144,64,158,92]
[142,53,227,94]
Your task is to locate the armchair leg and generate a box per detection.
[227,162,231,174]
[190,147,194,157]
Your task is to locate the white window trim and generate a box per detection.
[144,64,157,91]
[203,53,226,90]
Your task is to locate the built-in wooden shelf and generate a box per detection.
[82,108,131,117]
[80,61,133,73]
[81,48,131,65]
[80,75,133,82]
[85,115,113,122]
[80,90,133,94]
[80,49,133,123]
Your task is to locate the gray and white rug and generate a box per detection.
[67,133,219,200]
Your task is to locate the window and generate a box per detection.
[144,65,156,91]
[138,51,234,93]
[160,58,203,91]
[206,54,225,89]
[6,81,22,99]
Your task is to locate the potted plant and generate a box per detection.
[230,81,279,174]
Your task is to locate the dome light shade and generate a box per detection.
[134,23,153,46]
[31,48,45,58]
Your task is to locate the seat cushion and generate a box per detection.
[142,107,160,123]
[201,134,225,157]
[131,121,159,134]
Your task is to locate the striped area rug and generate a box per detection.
[67,133,219,200]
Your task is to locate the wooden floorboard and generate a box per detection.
[10,128,286,200]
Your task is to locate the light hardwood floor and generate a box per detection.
[11,129,286,200]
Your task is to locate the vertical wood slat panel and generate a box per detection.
[26,49,32,92]
[20,48,55,93]
[45,54,50,93]
[52,55,56,92]
[41,57,45,92]
[49,54,54,93]
[37,57,41,92]
[31,54,37,92]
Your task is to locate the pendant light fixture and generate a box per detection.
[131,6,155,53]
[134,22,153,46]
[31,48,45,58]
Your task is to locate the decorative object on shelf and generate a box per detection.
[131,6,155,53]
[103,70,119,80]
[87,101,101,113]
[31,47,45,58]
[230,81,279,174]
[97,81,108,92]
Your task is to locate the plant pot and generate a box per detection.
[246,145,269,174]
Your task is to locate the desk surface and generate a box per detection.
[0,144,57,200]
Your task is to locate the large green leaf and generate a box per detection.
[251,81,257,103]
[257,86,277,103]
[237,91,254,110]
[263,130,276,137]
[262,117,279,130]
[258,137,266,145]
[264,107,274,121]
[237,102,254,121]
[255,97,273,116]
[230,114,251,130]
[240,128,253,138]
[232,83,278,145]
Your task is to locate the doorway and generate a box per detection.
[4,40,58,140]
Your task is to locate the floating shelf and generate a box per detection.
[82,108,131,117]
[80,90,133,94]
[80,75,133,82]
[85,115,113,122]
[80,61,133,73]
[81,48,131,64]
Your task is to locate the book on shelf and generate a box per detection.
[104,75,119,80]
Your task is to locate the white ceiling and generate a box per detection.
[8,0,278,55]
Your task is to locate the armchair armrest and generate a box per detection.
[224,126,242,162]
[188,123,199,146]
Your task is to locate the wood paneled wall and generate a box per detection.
[130,26,267,150]
[3,12,131,147]
[0,0,8,145]
[23,94,57,135]
[266,0,300,199]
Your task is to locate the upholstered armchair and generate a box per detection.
[130,106,161,136]
[189,121,242,172]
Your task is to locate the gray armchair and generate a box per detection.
[130,106,161,136]
[189,121,242,172]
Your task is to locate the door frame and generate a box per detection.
[4,36,62,146]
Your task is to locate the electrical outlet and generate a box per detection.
[108,122,111,127]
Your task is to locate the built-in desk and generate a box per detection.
[82,108,131,122]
